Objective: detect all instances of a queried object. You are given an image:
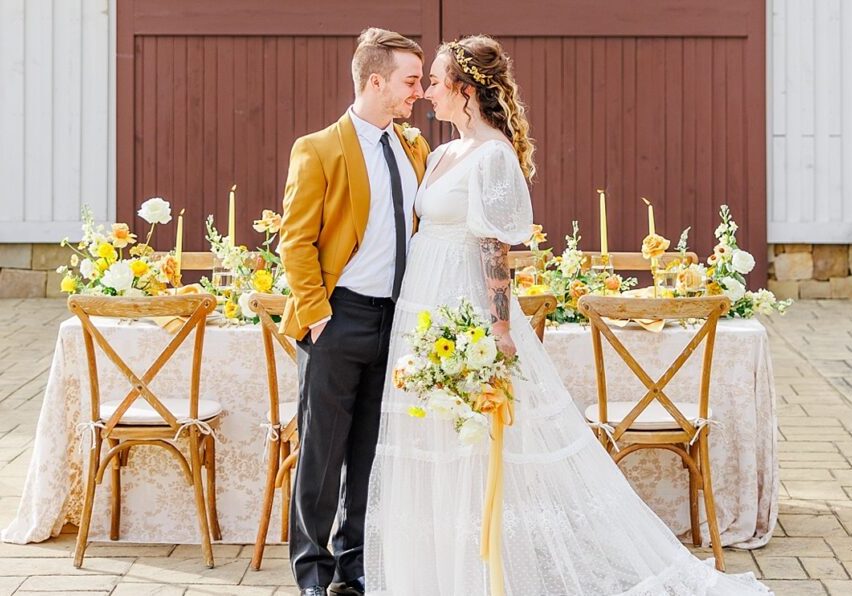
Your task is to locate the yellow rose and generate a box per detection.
[417,310,432,332]
[252,269,274,293]
[433,337,455,358]
[110,223,137,248]
[677,267,703,293]
[60,275,77,293]
[641,234,670,260]
[252,210,283,234]
[96,243,117,261]
[705,281,723,296]
[223,301,240,319]
[129,259,149,277]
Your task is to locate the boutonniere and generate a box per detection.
[400,122,421,147]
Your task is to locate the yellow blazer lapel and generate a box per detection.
[394,124,426,184]
[337,113,370,245]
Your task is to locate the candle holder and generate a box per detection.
[590,254,615,296]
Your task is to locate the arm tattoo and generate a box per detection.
[479,238,511,324]
[492,287,510,322]
[479,238,510,281]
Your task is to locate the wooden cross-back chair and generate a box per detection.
[248,293,300,571]
[67,294,222,568]
[517,294,557,341]
[577,294,730,571]
[507,250,698,272]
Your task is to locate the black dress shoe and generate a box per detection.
[299,587,327,596]
[328,576,365,596]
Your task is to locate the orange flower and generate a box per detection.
[524,224,547,247]
[110,223,137,248]
[569,280,589,299]
[160,255,182,287]
[604,275,622,292]
[677,267,703,293]
[392,367,407,389]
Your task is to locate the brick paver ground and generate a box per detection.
[0,298,850,595]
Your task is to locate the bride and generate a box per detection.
[363,35,771,595]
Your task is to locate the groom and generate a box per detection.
[278,28,430,596]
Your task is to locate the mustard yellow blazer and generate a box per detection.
[278,112,430,340]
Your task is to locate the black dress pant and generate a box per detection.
[289,287,395,589]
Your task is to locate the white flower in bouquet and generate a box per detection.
[101,261,134,293]
[79,258,98,280]
[466,335,498,370]
[720,277,745,302]
[440,356,464,376]
[273,273,289,293]
[750,289,778,316]
[395,353,419,375]
[124,287,145,298]
[458,412,489,444]
[238,292,256,319]
[731,249,755,274]
[426,389,463,420]
[137,197,172,225]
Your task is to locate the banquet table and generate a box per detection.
[2,316,777,548]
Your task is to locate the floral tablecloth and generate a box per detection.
[2,317,777,548]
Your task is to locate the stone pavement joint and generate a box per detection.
[0,298,850,595]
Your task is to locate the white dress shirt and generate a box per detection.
[337,107,418,297]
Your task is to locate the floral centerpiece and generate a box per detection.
[392,298,520,444]
[704,205,792,317]
[534,222,636,323]
[57,198,180,296]
[201,210,289,323]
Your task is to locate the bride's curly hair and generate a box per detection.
[438,35,536,180]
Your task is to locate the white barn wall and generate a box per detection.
[768,0,852,243]
[0,0,114,243]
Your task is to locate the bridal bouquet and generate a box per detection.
[393,298,520,444]
[57,199,181,296]
[200,211,289,323]
[704,205,792,318]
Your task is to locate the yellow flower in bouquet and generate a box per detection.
[408,406,426,418]
[96,242,117,261]
[468,326,486,344]
[60,275,77,293]
[641,234,670,260]
[110,223,137,248]
[433,337,455,358]
[523,283,550,296]
[705,280,723,296]
[223,301,240,319]
[603,274,622,292]
[129,259,149,277]
[524,224,547,248]
[417,310,432,332]
[677,266,703,294]
[569,280,590,300]
[159,255,181,287]
[95,257,109,273]
[252,269,274,293]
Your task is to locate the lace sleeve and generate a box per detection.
[466,143,533,245]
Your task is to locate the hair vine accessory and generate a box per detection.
[448,41,492,85]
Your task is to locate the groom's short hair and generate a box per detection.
[352,28,423,94]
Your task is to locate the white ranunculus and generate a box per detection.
[101,261,134,293]
[137,197,172,225]
[721,277,746,303]
[458,412,489,444]
[80,259,97,280]
[401,125,421,144]
[426,389,462,420]
[273,274,289,293]
[395,354,419,375]
[466,335,498,370]
[440,356,463,375]
[731,249,755,274]
[238,292,256,319]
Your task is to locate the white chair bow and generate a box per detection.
[259,422,281,462]
[689,418,722,446]
[588,421,621,453]
[75,421,107,453]
[173,418,217,441]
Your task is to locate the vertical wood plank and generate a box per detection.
[81,0,111,222]
[842,0,852,224]
[24,0,53,222]
[0,0,25,223]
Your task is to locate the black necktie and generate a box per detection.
[379,132,406,302]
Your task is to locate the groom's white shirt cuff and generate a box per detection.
[309,316,331,329]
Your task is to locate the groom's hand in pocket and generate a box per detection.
[310,320,328,343]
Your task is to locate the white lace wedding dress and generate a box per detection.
[363,139,771,595]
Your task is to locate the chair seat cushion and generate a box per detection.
[584,401,712,431]
[100,398,223,426]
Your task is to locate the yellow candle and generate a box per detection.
[598,189,608,255]
[228,184,237,246]
[175,209,185,274]
[642,197,655,236]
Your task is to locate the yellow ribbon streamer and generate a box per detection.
[476,382,514,596]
